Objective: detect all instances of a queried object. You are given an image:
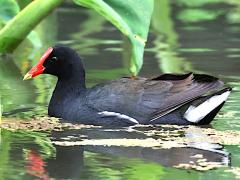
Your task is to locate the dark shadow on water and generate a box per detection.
[36,126,231,179]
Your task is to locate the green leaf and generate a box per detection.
[0,0,63,53]
[0,0,42,50]
[73,0,154,75]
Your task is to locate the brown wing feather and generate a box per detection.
[149,74,223,120]
[87,73,224,123]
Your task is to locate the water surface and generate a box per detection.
[0,1,240,179]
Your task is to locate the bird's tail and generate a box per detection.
[184,87,232,125]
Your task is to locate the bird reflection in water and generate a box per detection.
[24,125,230,179]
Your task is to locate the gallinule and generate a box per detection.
[24,46,231,126]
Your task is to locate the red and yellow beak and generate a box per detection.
[23,47,53,80]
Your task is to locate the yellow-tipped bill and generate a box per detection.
[23,73,32,80]
[23,47,53,81]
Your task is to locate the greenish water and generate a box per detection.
[0,0,240,179]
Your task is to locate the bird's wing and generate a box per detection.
[86,73,224,123]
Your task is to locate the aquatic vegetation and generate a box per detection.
[225,167,240,179]
[2,117,240,149]
[50,125,240,147]
[0,1,239,179]
[0,0,154,75]
[174,161,223,171]
[1,118,240,172]
[73,0,153,75]
[0,116,96,131]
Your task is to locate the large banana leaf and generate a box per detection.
[73,0,154,75]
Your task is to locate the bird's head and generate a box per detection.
[23,45,84,80]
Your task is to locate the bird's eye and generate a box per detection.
[50,56,58,63]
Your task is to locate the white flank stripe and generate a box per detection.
[98,111,139,124]
[184,91,231,123]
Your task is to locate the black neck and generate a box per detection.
[50,65,86,106]
[59,66,85,91]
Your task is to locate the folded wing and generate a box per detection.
[86,73,224,123]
